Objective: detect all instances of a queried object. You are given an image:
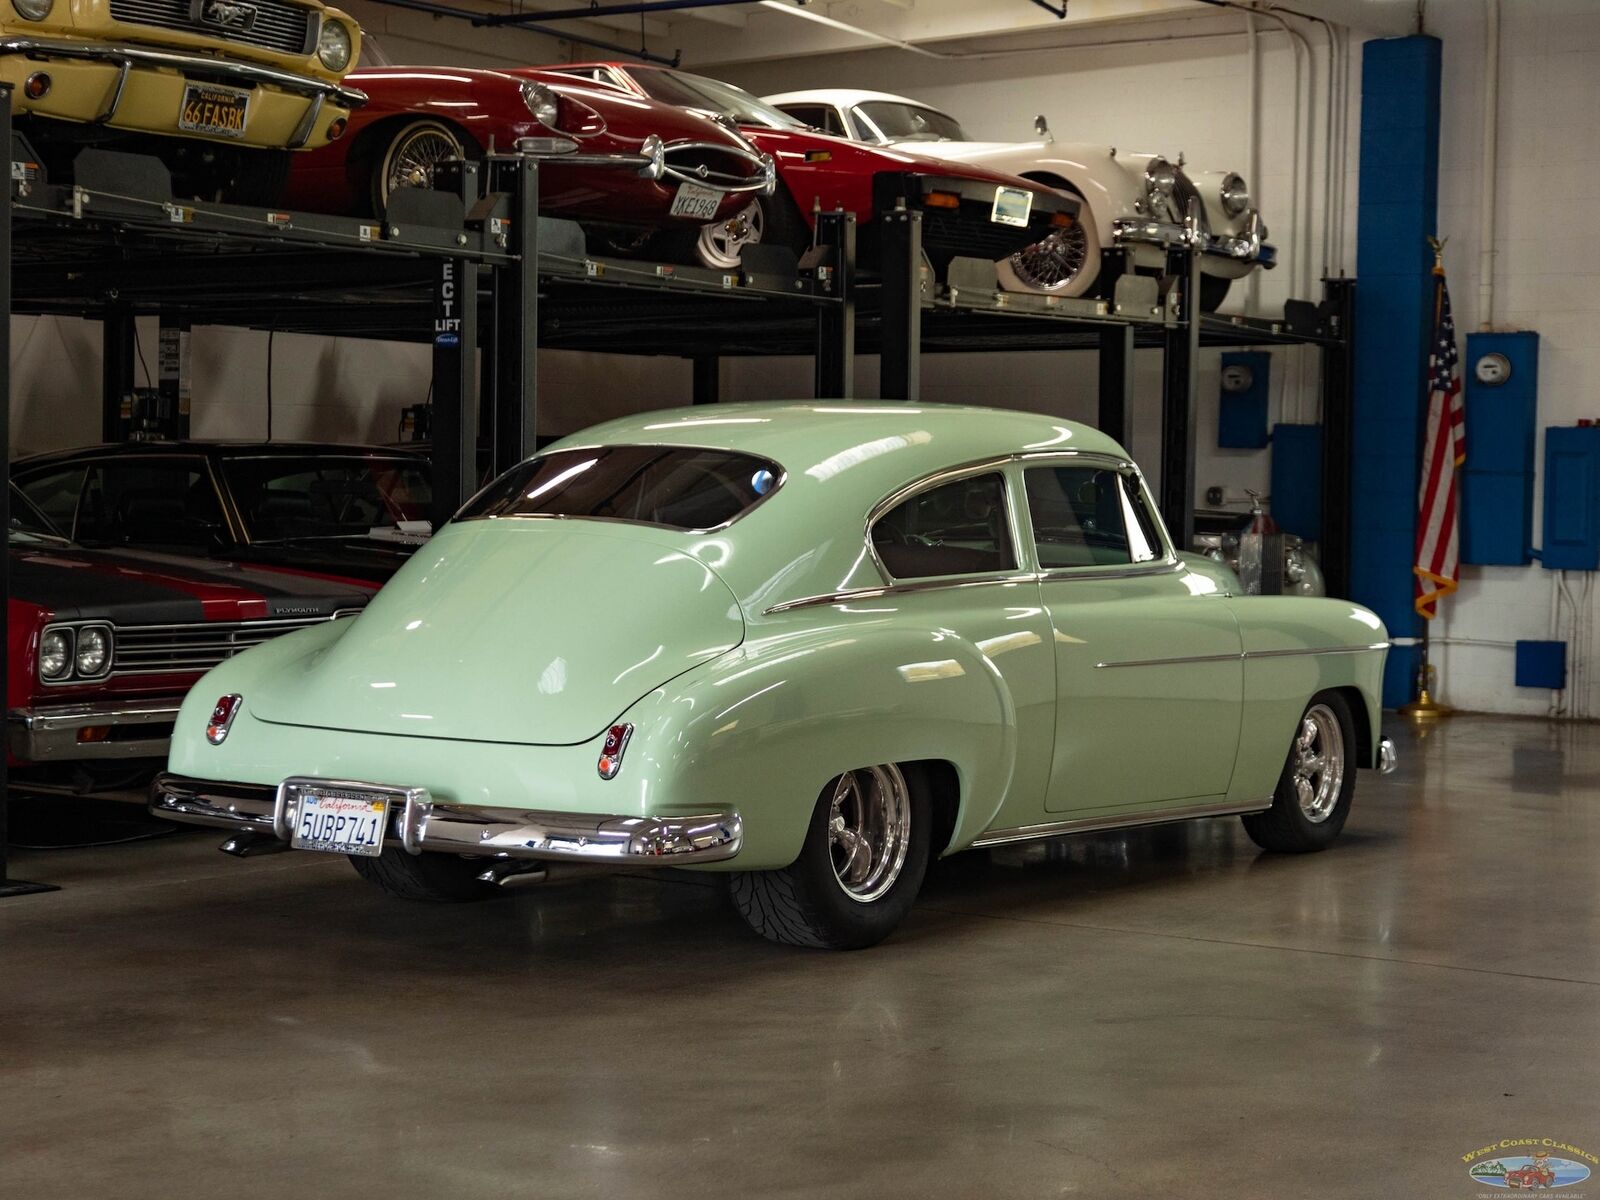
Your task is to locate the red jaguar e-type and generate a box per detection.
[530,63,1080,286]
[280,64,774,243]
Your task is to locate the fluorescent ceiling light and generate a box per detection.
[756,0,942,58]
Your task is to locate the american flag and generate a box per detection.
[1414,268,1466,618]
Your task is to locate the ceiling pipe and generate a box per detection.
[360,0,682,64]
[1479,0,1500,331]
[478,0,764,30]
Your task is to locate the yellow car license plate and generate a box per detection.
[178,82,251,140]
[290,789,389,858]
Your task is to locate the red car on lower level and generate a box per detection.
[532,63,1080,286]
[6,488,371,796]
[280,64,774,248]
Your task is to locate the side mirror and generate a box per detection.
[1034,114,1053,142]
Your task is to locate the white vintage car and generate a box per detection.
[766,88,1274,309]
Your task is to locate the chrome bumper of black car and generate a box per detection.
[9,698,180,762]
[150,773,744,865]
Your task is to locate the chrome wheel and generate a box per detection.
[1006,222,1090,293]
[826,765,911,904]
[696,198,763,270]
[380,121,464,208]
[1292,703,1346,823]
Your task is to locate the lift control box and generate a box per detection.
[1543,425,1600,571]
[1270,423,1323,541]
[1460,331,1538,564]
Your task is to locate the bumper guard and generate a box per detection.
[150,773,743,865]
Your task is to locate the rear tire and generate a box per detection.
[349,848,500,902]
[1241,691,1357,853]
[730,763,929,950]
[370,118,479,218]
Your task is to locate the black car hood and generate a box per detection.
[9,542,373,624]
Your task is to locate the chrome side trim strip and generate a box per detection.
[970,799,1269,849]
[1094,642,1390,670]
[1094,651,1243,669]
[764,573,1038,615]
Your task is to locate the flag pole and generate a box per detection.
[1400,235,1456,722]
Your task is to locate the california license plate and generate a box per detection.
[290,788,388,857]
[178,82,251,140]
[670,181,725,220]
[991,185,1034,228]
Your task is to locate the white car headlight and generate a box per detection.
[39,629,71,681]
[75,626,111,677]
[1145,157,1177,199]
[521,82,561,128]
[12,0,54,21]
[317,19,352,71]
[1221,171,1251,217]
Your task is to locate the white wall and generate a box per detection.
[1419,0,1600,718]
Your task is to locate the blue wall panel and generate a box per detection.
[1543,426,1600,570]
[1460,331,1539,564]
[1352,35,1442,707]
[1271,424,1323,540]
[1218,352,1271,448]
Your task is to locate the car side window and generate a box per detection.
[77,461,226,553]
[17,466,88,536]
[781,104,827,130]
[1024,465,1165,569]
[871,472,1016,580]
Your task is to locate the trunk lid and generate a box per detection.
[248,520,744,745]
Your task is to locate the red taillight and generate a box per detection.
[597,723,633,780]
[24,73,50,100]
[206,694,243,746]
[327,117,347,141]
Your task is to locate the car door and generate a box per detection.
[866,466,1056,833]
[1020,456,1245,814]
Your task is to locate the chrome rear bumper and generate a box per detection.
[1111,209,1277,267]
[149,773,743,865]
[1377,736,1398,775]
[9,698,181,762]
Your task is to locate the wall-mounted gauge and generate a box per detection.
[1475,351,1512,386]
[1220,362,1255,394]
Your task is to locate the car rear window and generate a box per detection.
[458,446,783,532]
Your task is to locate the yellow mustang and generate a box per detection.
[0,0,365,186]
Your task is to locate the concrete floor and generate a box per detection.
[2,713,1597,1199]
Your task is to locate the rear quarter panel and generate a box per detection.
[1226,596,1389,805]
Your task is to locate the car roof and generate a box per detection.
[766,88,936,110]
[552,401,1130,519]
[14,441,426,468]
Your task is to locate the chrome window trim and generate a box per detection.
[865,459,1024,586]
[454,443,788,536]
[764,573,1038,616]
[1016,453,1178,575]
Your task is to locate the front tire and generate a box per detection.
[996,190,1102,297]
[370,118,476,217]
[1241,691,1357,853]
[730,763,929,949]
[349,848,500,902]
[675,191,808,271]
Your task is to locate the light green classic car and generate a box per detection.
[152,403,1395,949]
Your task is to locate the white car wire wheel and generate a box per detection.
[730,763,931,950]
[1241,691,1359,853]
[995,196,1101,297]
[372,119,473,216]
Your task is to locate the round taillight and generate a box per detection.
[24,73,51,100]
[327,117,347,141]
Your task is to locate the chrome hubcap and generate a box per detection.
[697,199,763,270]
[826,765,910,904]
[385,127,462,204]
[1006,223,1090,292]
[1292,704,1346,823]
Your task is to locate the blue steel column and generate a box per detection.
[1351,35,1441,707]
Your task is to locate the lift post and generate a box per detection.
[813,209,856,399]
[1319,277,1356,599]
[1097,323,1135,448]
[1160,242,1201,552]
[488,156,539,476]
[0,84,56,898]
[100,302,135,441]
[879,205,922,402]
